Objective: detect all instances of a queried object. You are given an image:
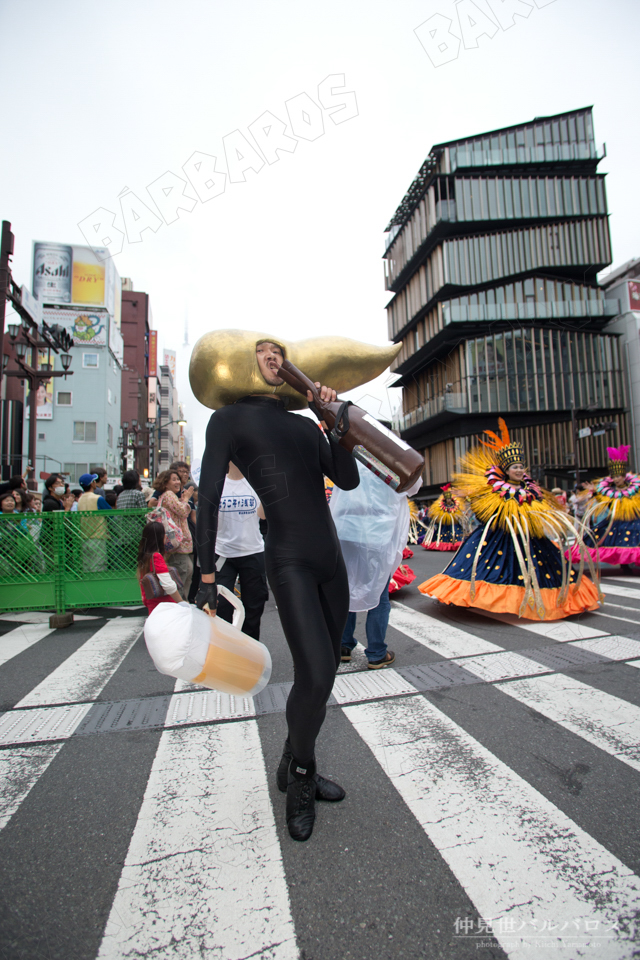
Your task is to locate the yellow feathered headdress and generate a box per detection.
[480,418,525,470]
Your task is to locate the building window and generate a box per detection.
[38,432,46,441]
[83,353,99,368]
[56,391,72,406]
[107,424,113,448]
[74,421,97,442]
[108,389,112,404]
[64,463,89,483]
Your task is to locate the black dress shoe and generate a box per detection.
[277,741,346,801]
[286,759,317,842]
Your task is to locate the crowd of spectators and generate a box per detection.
[0,464,196,516]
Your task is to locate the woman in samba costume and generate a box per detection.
[422,483,467,551]
[574,446,640,568]
[419,420,601,621]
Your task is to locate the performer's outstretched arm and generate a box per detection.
[318,430,360,491]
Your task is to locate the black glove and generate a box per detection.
[195,581,218,612]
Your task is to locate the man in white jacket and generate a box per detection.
[330,462,422,668]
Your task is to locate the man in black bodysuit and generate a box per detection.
[195,340,359,841]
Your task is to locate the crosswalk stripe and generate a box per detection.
[0,623,54,667]
[332,667,418,703]
[471,608,609,640]
[17,617,145,708]
[496,673,640,772]
[449,650,551,683]
[590,610,640,626]
[0,618,145,835]
[570,635,640,660]
[97,721,298,960]
[0,744,62,831]
[389,602,501,656]
[599,583,640,601]
[166,689,255,725]
[0,611,99,623]
[343,695,640,958]
[601,601,640,614]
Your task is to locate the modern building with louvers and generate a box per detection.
[385,107,626,495]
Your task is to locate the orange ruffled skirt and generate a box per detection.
[418,573,601,621]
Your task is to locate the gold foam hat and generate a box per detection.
[189,329,401,410]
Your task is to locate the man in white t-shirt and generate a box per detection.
[215,462,269,640]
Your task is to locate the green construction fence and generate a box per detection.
[0,509,151,614]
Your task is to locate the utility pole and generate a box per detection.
[0,222,14,391]
[2,222,74,489]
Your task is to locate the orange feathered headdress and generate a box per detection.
[480,418,525,470]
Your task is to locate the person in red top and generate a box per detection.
[137,521,183,613]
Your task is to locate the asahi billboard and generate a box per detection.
[32,241,120,311]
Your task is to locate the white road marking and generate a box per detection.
[0,703,93,746]
[0,743,63,830]
[0,611,99,623]
[590,610,640,626]
[627,660,640,670]
[569,635,640,661]
[389,602,501,657]
[332,668,418,704]
[497,674,640,772]
[17,618,145,708]
[97,721,298,960]
[166,689,255,725]
[0,623,54,666]
[0,618,145,834]
[602,602,640,613]
[344,696,640,959]
[471,608,609,641]
[599,583,640,601]
[602,575,640,586]
[450,651,550,684]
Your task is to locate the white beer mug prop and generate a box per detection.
[144,586,271,697]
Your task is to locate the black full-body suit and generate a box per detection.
[196,396,359,762]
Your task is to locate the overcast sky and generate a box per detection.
[1,0,638,457]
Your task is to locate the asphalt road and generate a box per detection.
[1,546,639,960]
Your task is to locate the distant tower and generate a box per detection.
[183,309,189,346]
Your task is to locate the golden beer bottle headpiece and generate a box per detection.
[189,329,401,410]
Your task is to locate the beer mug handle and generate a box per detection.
[215,584,246,630]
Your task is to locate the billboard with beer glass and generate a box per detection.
[32,242,119,310]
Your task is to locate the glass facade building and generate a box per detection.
[385,108,626,493]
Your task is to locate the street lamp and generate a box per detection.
[61,353,72,371]
[15,340,27,360]
[7,323,19,340]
